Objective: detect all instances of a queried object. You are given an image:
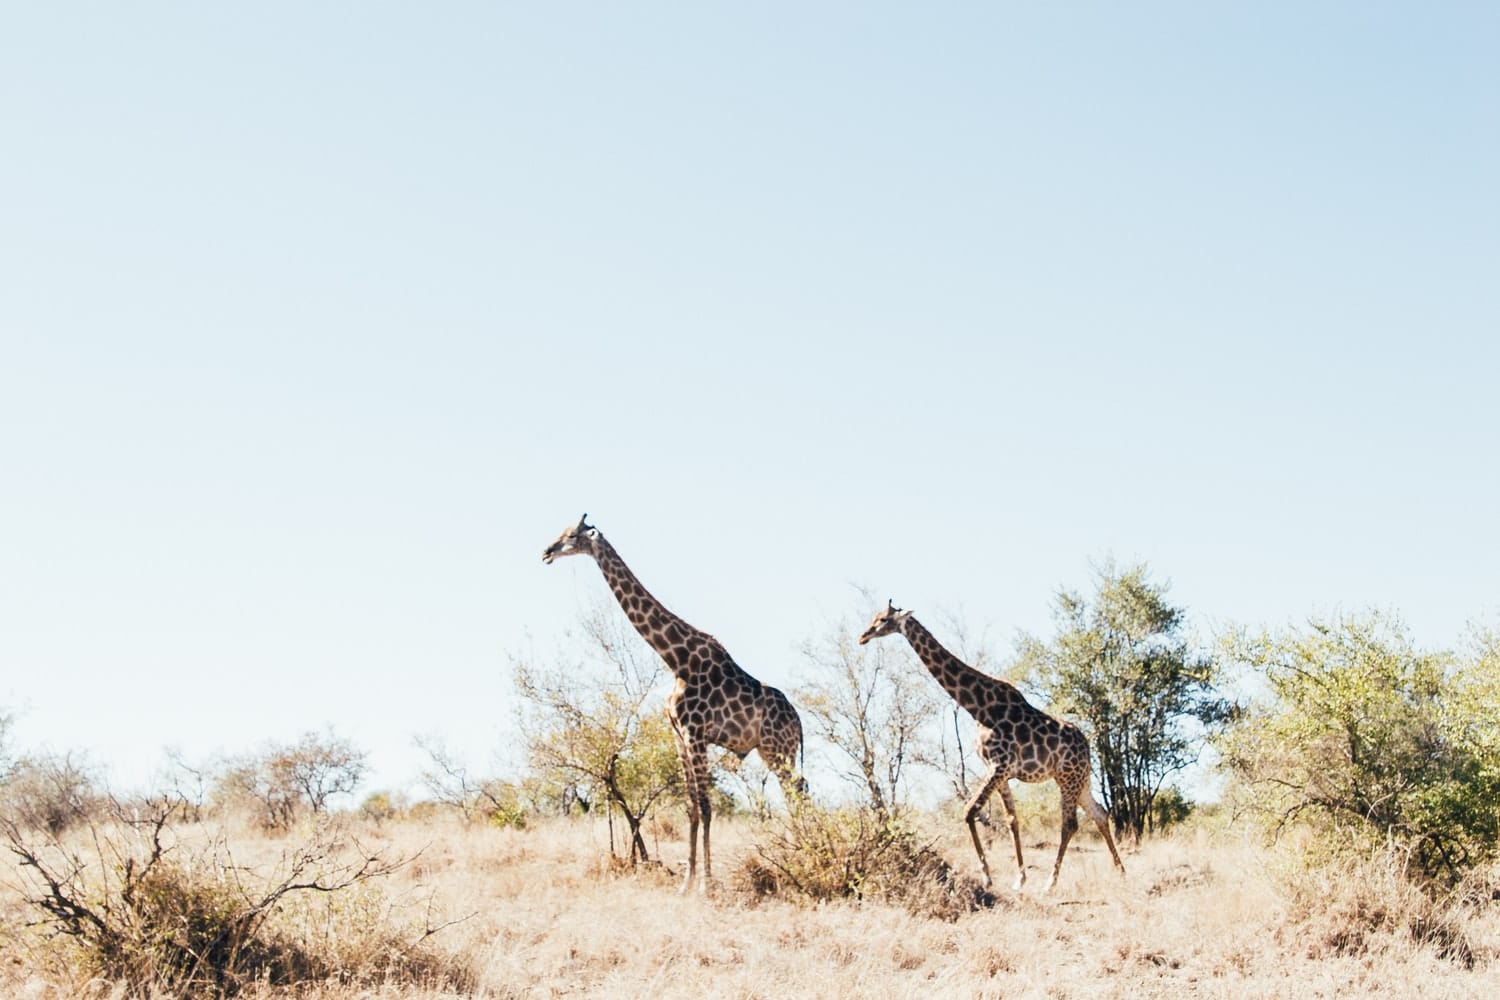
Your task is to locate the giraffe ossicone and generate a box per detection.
[543,514,806,894]
[859,601,1124,893]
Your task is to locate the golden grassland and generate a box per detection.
[3,807,1496,999]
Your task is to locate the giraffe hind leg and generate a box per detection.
[762,695,808,803]
[760,743,806,806]
[1081,784,1125,874]
[688,741,713,893]
[1047,781,1083,894]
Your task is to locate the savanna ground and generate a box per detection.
[4,802,1496,999]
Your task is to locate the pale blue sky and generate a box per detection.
[3,4,1496,797]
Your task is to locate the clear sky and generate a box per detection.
[3,3,1496,798]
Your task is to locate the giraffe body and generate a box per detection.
[544,515,804,893]
[859,603,1124,892]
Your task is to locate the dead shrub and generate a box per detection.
[1,797,476,996]
[0,752,101,834]
[1280,845,1478,967]
[742,804,994,920]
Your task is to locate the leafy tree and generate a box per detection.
[1448,624,1500,813]
[1220,612,1500,884]
[1017,560,1227,840]
[513,604,683,864]
[796,606,943,817]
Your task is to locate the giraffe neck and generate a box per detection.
[588,536,701,670]
[899,616,1008,716]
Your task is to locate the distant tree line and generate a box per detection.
[4,560,1497,894]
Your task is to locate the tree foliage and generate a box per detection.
[1017,560,1226,839]
[513,605,683,863]
[1220,612,1500,884]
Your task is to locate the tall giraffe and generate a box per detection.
[543,514,805,893]
[859,601,1123,892]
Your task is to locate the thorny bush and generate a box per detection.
[1,797,474,997]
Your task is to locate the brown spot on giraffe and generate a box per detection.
[858,600,1124,893]
[543,514,806,893]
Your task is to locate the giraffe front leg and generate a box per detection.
[676,740,702,895]
[685,739,713,895]
[700,772,713,892]
[996,782,1026,891]
[963,768,1004,889]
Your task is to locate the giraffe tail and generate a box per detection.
[795,719,809,799]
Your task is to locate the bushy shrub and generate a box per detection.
[359,790,404,823]
[2,799,472,997]
[483,780,529,829]
[1221,613,1500,886]
[743,804,993,920]
[1149,786,1194,831]
[1276,843,1478,967]
[0,751,100,834]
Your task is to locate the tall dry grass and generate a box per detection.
[2,805,1495,998]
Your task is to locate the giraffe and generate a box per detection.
[543,514,805,893]
[858,600,1124,893]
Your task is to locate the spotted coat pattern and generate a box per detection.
[544,516,804,892]
[859,605,1124,892]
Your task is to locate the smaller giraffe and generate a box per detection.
[543,515,805,893]
[859,600,1123,892]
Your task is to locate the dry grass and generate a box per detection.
[2,808,1496,998]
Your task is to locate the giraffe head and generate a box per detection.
[542,513,600,564]
[857,599,911,645]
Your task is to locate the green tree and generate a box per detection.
[1017,560,1225,840]
[1221,612,1500,884]
[1448,624,1500,815]
[513,605,683,864]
